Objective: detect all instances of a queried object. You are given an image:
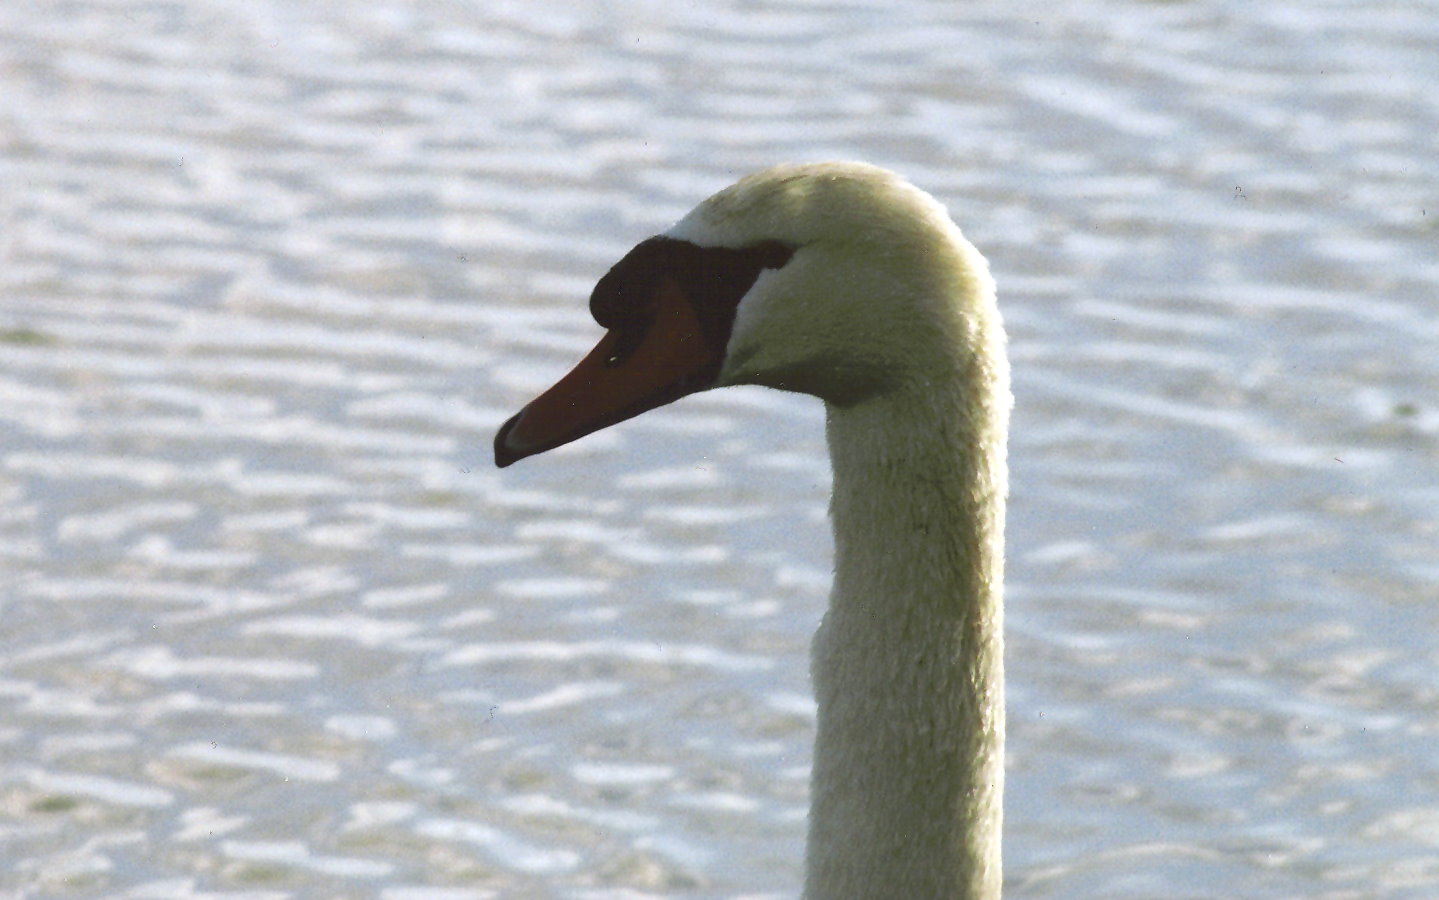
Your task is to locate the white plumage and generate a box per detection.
[499,162,1011,898]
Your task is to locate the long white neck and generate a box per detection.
[804,363,1009,899]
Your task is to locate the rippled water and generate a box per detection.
[2,1,1437,897]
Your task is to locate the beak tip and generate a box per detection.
[493,411,526,468]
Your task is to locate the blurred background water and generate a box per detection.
[2,1,1437,897]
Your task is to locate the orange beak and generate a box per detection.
[494,276,723,467]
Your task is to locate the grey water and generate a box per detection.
[2,1,1437,897]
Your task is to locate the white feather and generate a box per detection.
[672,162,1011,899]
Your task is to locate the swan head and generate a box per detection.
[495,161,997,467]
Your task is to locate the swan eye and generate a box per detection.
[598,316,654,368]
[603,330,643,367]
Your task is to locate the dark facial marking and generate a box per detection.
[589,236,795,369]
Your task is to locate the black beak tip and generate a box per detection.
[494,412,523,468]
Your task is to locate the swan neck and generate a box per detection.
[805,386,1007,900]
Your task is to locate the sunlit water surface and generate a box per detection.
[2,1,1437,897]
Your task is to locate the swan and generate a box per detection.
[495,162,1010,899]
